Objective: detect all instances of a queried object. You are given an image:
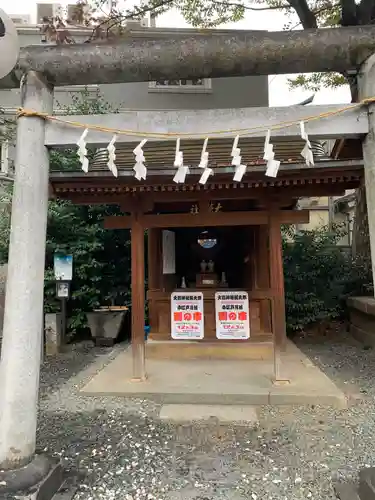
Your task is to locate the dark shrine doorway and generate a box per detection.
[174,226,253,289]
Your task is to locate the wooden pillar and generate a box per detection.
[257,225,272,333]
[131,213,146,380]
[269,214,286,350]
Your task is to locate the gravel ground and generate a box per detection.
[30,332,375,500]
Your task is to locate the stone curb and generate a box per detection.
[0,454,63,499]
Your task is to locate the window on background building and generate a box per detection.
[54,85,99,93]
[149,78,212,93]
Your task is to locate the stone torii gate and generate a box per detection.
[1,25,375,494]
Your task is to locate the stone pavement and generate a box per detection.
[80,340,346,408]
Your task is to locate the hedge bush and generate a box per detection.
[283,224,372,334]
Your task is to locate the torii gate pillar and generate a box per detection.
[359,55,375,293]
[0,72,53,470]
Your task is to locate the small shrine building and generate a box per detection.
[47,105,364,379]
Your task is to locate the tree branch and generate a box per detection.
[286,0,317,28]
[340,0,358,25]
[206,1,292,11]
[357,0,375,24]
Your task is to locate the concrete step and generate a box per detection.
[159,404,259,424]
[146,339,273,360]
[334,482,361,500]
[359,468,375,500]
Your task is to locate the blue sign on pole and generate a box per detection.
[53,253,73,281]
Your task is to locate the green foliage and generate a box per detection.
[287,72,347,93]
[44,199,131,334]
[283,224,372,334]
[46,91,131,336]
[0,89,132,339]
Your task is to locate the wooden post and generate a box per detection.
[131,213,146,381]
[268,213,289,384]
[269,214,286,350]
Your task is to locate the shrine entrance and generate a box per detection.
[104,197,312,372]
[147,223,274,350]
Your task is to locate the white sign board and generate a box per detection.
[171,292,204,340]
[215,291,250,340]
[163,230,176,274]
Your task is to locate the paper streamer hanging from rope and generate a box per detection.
[133,139,147,180]
[198,138,213,185]
[173,138,189,183]
[300,121,314,167]
[107,134,118,177]
[231,135,247,182]
[264,129,280,178]
[77,128,89,173]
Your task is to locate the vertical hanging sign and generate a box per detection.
[215,291,250,339]
[171,292,204,340]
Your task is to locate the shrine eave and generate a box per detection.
[49,159,363,204]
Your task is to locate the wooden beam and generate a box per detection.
[44,105,368,148]
[104,209,309,229]
[131,213,146,381]
[120,195,154,213]
[54,182,355,206]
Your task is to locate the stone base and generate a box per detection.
[95,337,115,347]
[334,467,375,500]
[359,467,375,500]
[87,310,127,348]
[334,482,361,500]
[0,454,63,499]
[347,297,375,348]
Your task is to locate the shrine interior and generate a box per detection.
[174,226,252,290]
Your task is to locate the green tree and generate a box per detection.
[0,89,132,337]
[283,225,372,334]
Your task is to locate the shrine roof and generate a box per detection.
[48,136,364,202]
[49,158,363,203]
[87,137,320,172]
